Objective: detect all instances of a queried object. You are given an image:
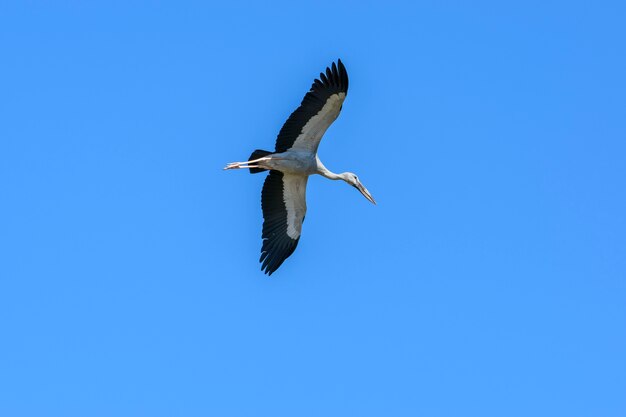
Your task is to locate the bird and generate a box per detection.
[224,59,376,275]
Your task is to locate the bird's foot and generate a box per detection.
[224,156,271,170]
[224,161,245,170]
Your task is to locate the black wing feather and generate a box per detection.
[274,59,349,153]
[260,170,300,275]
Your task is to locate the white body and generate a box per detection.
[224,60,375,275]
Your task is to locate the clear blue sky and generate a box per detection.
[1,1,625,416]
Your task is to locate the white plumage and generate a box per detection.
[225,60,375,275]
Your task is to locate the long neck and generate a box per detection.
[316,160,347,181]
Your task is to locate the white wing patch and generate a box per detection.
[291,92,346,153]
[282,174,308,239]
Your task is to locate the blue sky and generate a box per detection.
[1,1,625,415]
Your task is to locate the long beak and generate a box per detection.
[356,181,376,205]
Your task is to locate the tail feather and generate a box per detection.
[249,149,272,174]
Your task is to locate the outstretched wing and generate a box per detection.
[274,59,349,154]
[260,170,308,275]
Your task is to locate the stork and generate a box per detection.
[224,59,376,275]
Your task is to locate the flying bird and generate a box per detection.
[224,59,376,275]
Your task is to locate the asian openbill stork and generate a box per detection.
[224,59,376,275]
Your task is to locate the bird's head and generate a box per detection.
[343,172,376,205]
